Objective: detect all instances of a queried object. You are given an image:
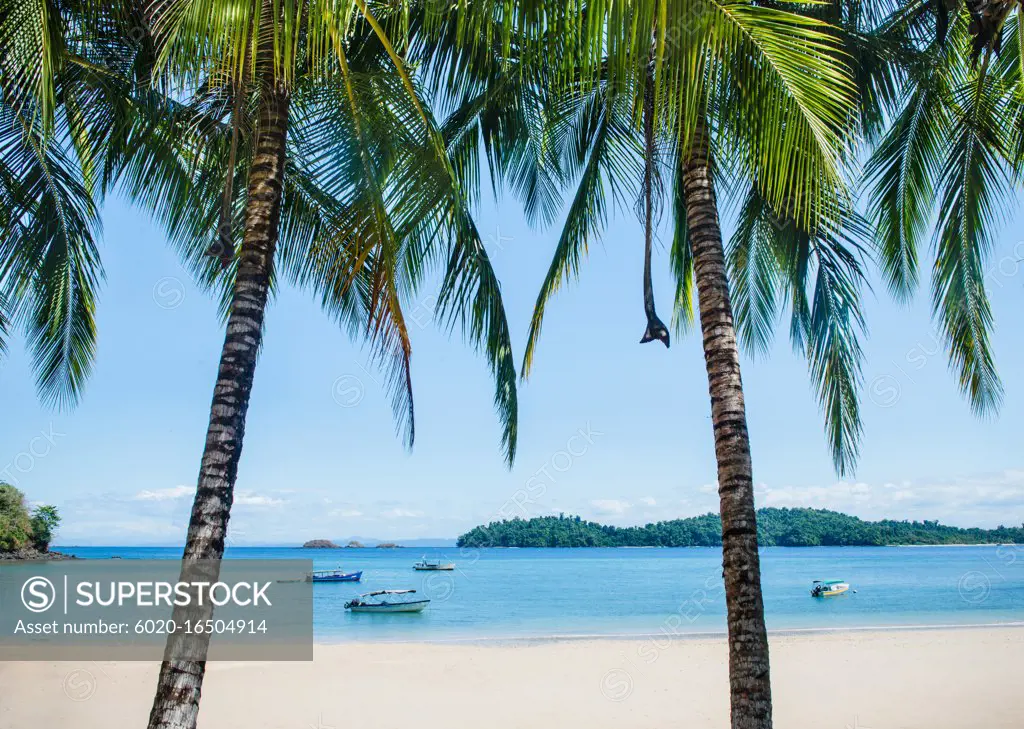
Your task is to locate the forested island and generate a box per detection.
[456,508,1024,548]
[0,482,65,559]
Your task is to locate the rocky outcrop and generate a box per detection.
[301,539,340,549]
[0,547,76,561]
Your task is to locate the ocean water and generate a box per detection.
[55,545,1024,642]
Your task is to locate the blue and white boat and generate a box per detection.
[307,569,362,583]
[345,589,430,613]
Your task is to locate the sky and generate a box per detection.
[3,183,1024,545]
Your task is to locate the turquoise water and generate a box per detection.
[56,545,1024,642]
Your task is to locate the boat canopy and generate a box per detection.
[362,589,417,597]
[812,580,846,585]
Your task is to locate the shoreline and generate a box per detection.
[311,618,1024,646]
[0,548,77,561]
[51,542,1021,551]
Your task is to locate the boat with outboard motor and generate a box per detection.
[811,579,850,597]
[344,589,430,612]
[307,569,362,583]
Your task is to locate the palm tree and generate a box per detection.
[430,3,858,728]
[2,9,517,728]
[121,2,520,728]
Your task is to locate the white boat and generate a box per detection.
[413,558,455,571]
[344,589,430,613]
[811,579,850,597]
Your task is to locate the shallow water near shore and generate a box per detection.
[55,544,1024,642]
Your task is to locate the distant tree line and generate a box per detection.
[0,483,61,553]
[456,508,1024,548]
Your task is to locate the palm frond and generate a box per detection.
[0,0,65,135]
[730,183,870,475]
[702,0,859,229]
[727,184,784,358]
[0,105,102,408]
[669,145,696,336]
[864,65,949,302]
[931,49,1008,415]
[521,86,643,378]
[0,290,9,357]
[804,215,870,476]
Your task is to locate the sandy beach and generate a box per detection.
[1,627,1020,729]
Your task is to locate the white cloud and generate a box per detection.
[754,470,1024,528]
[570,470,1024,529]
[329,508,363,518]
[132,486,283,507]
[234,492,284,507]
[380,508,424,519]
[133,485,192,501]
[590,499,632,516]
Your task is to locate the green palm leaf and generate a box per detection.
[521,86,643,378]
[931,50,1008,415]
[0,106,102,408]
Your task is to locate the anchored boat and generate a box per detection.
[811,579,850,597]
[413,558,455,571]
[344,589,430,613]
[307,569,363,583]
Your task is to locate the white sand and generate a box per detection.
[2,627,1021,728]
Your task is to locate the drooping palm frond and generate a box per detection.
[0,291,9,356]
[1005,14,1024,168]
[357,5,521,462]
[864,71,950,301]
[0,0,168,406]
[727,183,870,476]
[727,186,784,358]
[930,48,1010,415]
[520,85,643,378]
[0,105,102,408]
[864,7,1014,418]
[803,221,869,477]
[390,100,521,464]
[334,38,419,446]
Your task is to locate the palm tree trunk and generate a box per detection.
[683,118,772,729]
[146,80,291,729]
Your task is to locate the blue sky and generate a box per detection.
[3,186,1024,545]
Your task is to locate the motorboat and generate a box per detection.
[811,579,850,597]
[344,589,430,613]
[307,569,362,583]
[413,558,455,571]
